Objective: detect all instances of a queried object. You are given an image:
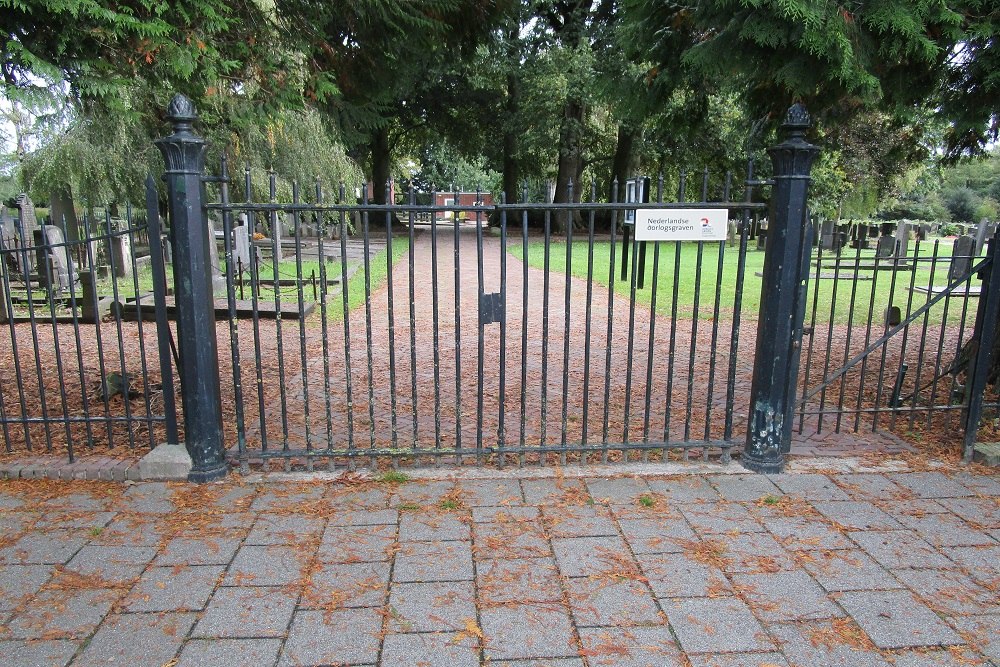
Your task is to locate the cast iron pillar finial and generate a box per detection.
[742,104,819,474]
[154,93,227,483]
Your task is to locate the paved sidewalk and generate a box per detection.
[0,464,998,666]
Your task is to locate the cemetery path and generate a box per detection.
[240,225,919,464]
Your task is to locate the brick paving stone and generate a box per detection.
[936,497,1000,528]
[70,611,195,667]
[472,505,540,523]
[767,473,851,500]
[6,588,121,639]
[278,608,381,666]
[617,515,697,554]
[224,545,308,586]
[192,586,297,638]
[33,511,116,530]
[454,478,523,506]
[474,520,551,559]
[328,508,399,526]
[249,485,325,512]
[120,482,176,513]
[399,511,472,541]
[122,564,223,612]
[0,493,26,509]
[895,567,1000,616]
[687,653,790,667]
[319,524,397,563]
[680,503,764,534]
[585,476,651,503]
[155,536,242,566]
[390,480,456,506]
[551,535,632,578]
[90,514,168,546]
[662,597,774,654]
[521,478,589,505]
[542,505,618,538]
[65,545,156,584]
[768,620,891,667]
[709,475,783,502]
[577,625,684,667]
[645,476,720,503]
[731,570,844,622]
[950,472,1000,496]
[477,557,563,605]
[961,545,1000,594]
[387,580,476,632]
[301,561,389,609]
[247,514,326,545]
[893,511,995,548]
[175,638,283,667]
[836,590,964,649]
[812,501,905,530]
[0,531,87,564]
[0,564,54,611]
[716,533,799,574]
[798,549,902,592]
[949,615,1000,662]
[888,648,988,666]
[830,474,910,501]
[0,511,35,533]
[564,576,661,627]
[480,603,576,661]
[393,540,473,582]
[888,473,976,499]
[381,632,480,667]
[327,486,391,509]
[638,552,731,598]
[493,660,584,667]
[759,516,853,551]
[877,498,949,516]
[848,531,953,570]
[0,640,78,667]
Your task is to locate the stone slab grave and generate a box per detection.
[974,218,993,255]
[949,234,977,283]
[13,194,37,274]
[33,225,76,295]
[109,223,133,278]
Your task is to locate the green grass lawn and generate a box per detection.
[510,237,981,326]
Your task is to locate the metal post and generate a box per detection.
[743,104,819,474]
[155,94,227,482]
[963,234,1000,461]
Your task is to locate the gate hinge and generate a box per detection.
[479,292,504,326]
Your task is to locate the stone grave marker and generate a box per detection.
[974,218,991,255]
[110,228,133,278]
[949,234,976,283]
[894,223,910,258]
[876,235,896,259]
[820,219,838,251]
[271,212,284,262]
[35,225,75,293]
[13,194,37,274]
[233,222,252,270]
[49,188,80,243]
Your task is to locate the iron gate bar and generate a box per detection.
[218,158,247,465]
[887,240,923,432]
[797,256,991,407]
[560,185,573,461]
[872,250,908,431]
[964,234,1000,460]
[407,186,419,450]
[247,167,269,455]
[580,184,596,451]
[943,273,975,431]
[430,196,442,464]
[81,213,113,448]
[383,183,399,453]
[835,242,865,433]
[336,185,356,469]
[905,243,941,432]
[476,196,486,459]
[361,192,377,463]
[624,195,639,447]
[145,176,178,446]
[316,180,335,468]
[602,183,619,459]
[126,205,158,451]
[55,218,90,456]
[104,212,137,451]
[519,185,528,465]
[452,198,463,461]
[725,160,755,447]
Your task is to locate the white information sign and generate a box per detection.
[634,209,728,242]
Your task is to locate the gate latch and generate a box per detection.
[479,292,504,326]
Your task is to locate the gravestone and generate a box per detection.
[885,305,901,327]
[233,222,252,269]
[875,235,896,259]
[949,234,976,283]
[13,194,37,274]
[271,213,284,262]
[894,223,910,259]
[0,206,14,242]
[34,225,75,293]
[820,219,838,251]
[110,230,133,278]
[974,218,991,255]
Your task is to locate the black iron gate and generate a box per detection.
[205,167,768,470]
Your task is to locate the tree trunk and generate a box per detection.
[610,124,638,203]
[554,97,585,232]
[370,126,392,205]
[502,73,521,205]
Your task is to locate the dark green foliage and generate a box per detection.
[943,186,982,223]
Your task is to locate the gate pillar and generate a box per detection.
[743,105,819,474]
[155,94,227,482]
